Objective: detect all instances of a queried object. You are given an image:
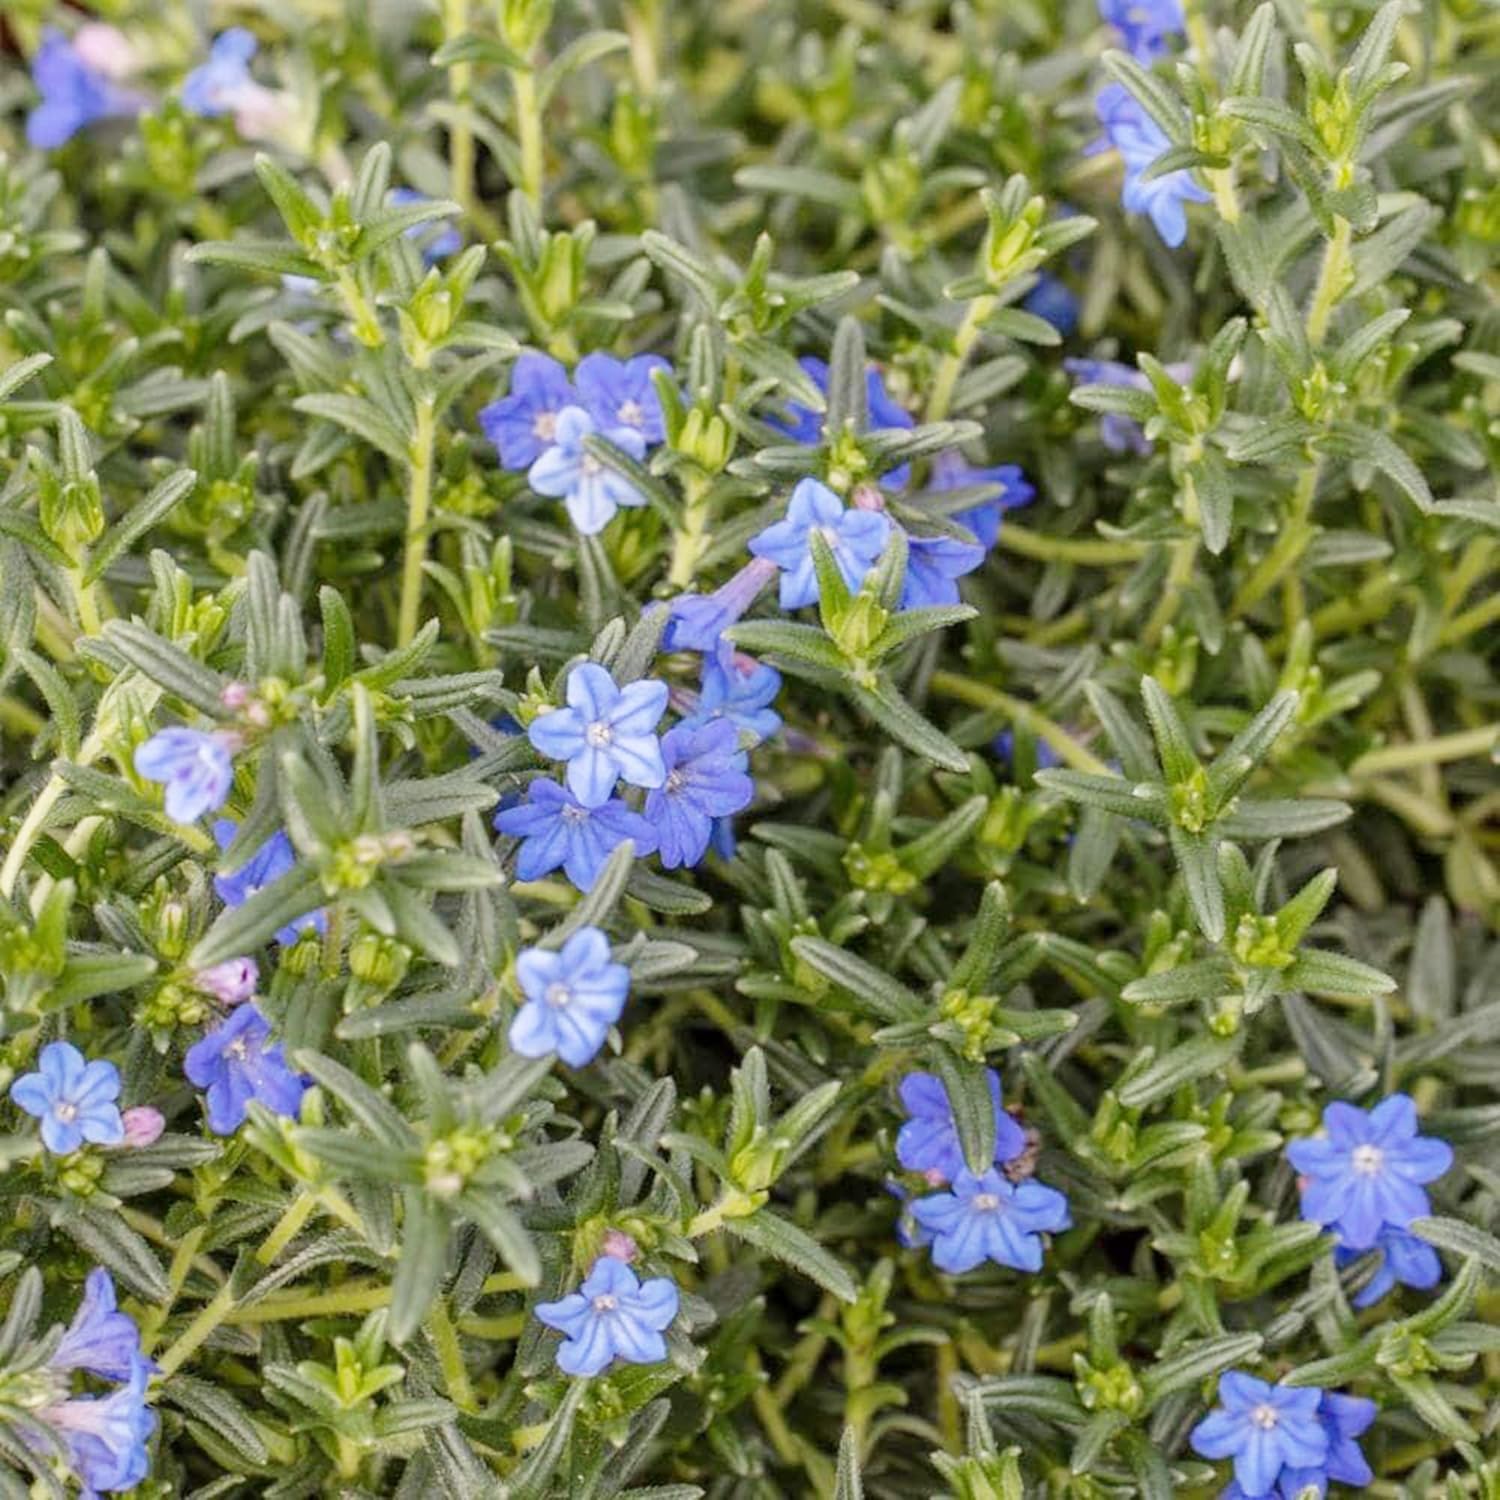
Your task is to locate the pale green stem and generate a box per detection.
[927,295,993,425]
[1232,461,1320,618]
[398,398,437,648]
[995,523,1145,567]
[513,68,544,203]
[1349,725,1498,776]
[926,674,1111,775]
[428,1298,476,1410]
[155,1281,238,1377]
[1307,214,1352,346]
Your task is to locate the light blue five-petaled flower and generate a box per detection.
[910,1167,1071,1274]
[1286,1093,1452,1251]
[642,720,755,870]
[509,926,631,1067]
[535,1255,680,1376]
[527,663,669,808]
[526,405,648,535]
[1189,1371,1348,1500]
[748,477,892,610]
[10,1042,126,1155]
[493,778,657,891]
[134,727,236,824]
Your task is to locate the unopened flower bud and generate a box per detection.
[195,956,258,1006]
[120,1106,165,1148]
[601,1229,639,1262]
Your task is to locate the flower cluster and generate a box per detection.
[891,1070,1070,1276]
[1287,1095,1452,1307]
[1190,1372,1375,1499]
[481,352,671,534]
[25,1270,156,1495]
[26,26,145,149]
[755,360,1036,611]
[498,658,761,889]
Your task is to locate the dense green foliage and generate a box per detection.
[0,0,1497,1495]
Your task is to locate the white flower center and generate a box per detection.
[533,412,558,442]
[972,1193,1000,1211]
[1251,1403,1279,1431]
[619,400,643,427]
[586,721,614,748]
[665,768,687,793]
[54,1101,79,1122]
[592,1293,618,1313]
[1351,1144,1384,1175]
[561,804,588,824]
[226,1038,250,1060]
[545,983,573,1009]
[580,454,602,476]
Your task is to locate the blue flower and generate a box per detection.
[896,1071,1028,1183]
[642,721,755,870]
[1021,273,1079,335]
[510,926,631,1067]
[212,820,325,945]
[10,1043,125,1155]
[679,642,782,746]
[900,530,987,610]
[930,449,1035,551]
[42,1352,155,1496]
[910,1168,1071,1274]
[575,353,672,445]
[1260,1391,1377,1500]
[480,353,577,471]
[494,778,657,891]
[535,1255,679,1377]
[527,406,649,535]
[50,1269,145,1383]
[768,357,915,487]
[181,28,258,116]
[388,187,463,263]
[1286,1094,1453,1251]
[1189,1372,1330,1499]
[1335,1224,1443,1308]
[663,557,780,652]
[27,28,143,149]
[183,1003,307,1135]
[134,728,236,824]
[527,663,668,808]
[748,477,892,610]
[1091,83,1210,247]
[1064,357,1157,454]
[1099,0,1184,62]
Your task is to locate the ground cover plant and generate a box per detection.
[0,0,1497,1494]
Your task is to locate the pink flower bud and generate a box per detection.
[120,1107,165,1148]
[851,483,887,512]
[195,956,258,1006]
[220,682,253,710]
[601,1229,638,1262]
[923,1167,947,1187]
[233,84,293,141]
[73,24,139,81]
